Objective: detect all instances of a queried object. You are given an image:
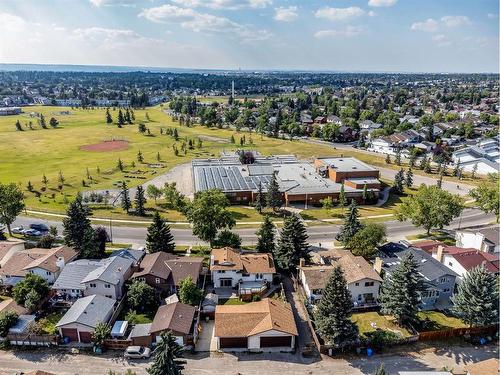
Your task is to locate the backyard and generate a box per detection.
[351,311,413,338]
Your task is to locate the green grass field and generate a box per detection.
[351,311,412,338]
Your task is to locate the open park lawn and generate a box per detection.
[0,105,388,215]
[351,311,412,338]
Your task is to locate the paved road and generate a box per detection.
[303,139,474,196]
[13,208,494,246]
[0,343,496,375]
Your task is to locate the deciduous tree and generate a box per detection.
[178,276,203,306]
[0,183,25,236]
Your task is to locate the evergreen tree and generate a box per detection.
[274,214,309,272]
[385,154,391,164]
[147,332,184,375]
[256,215,275,253]
[379,253,425,325]
[120,181,131,213]
[137,150,144,163]
[39,114,47,129]
[15,120,23,131]
[146,211,175,253]
[117,109,125,127]
[255,181,266,214]
[362,184,368,203]
[266,173,282,211]
[26,181,33,192]
[453,160,461,177]
[117,158,124,171]
[339,182,347,207]
[393,168,405,195]
[395,148,402,166]
[62,193,92,251]
[419,156,427,171]
[314,265,359,348]
[336,199,362,244]
[409,153,416,169]
[105,108,113,124]
[80,227,100,259]
[135,185,147,216]
[471,163,478,180]
[405,168,413,188]
[125,108,132,124]
[452,265,499,327]
[94,226,109,259]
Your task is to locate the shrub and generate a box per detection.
[0,311,18,337]
[364,330,402,349]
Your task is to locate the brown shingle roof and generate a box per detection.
[132,253,203,284]
[211,248,276,274]
[23,246,78,273]
[0,297,28,315]
[300,249,382,290]
[465,358,499,375]
[150,302,196,335]
[0,240,24,262]
[214,298,298,338]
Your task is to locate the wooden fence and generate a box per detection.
[7,333,59,347]
[418,324,498,341]
[104,338,132,350]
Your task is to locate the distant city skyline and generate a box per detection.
[0,0,498,73]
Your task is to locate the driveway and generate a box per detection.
[196,321,218,352]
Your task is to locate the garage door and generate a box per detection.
[219,337,248,349]
[61,328,78,342]
[79,331,93,343]
[260,336,292,348]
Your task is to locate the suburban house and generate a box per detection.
[0,297,28,315]
[455,226,500,253]
[149,301,196,346]
[431,245,499,281]
[109,248,145,266]
[131,252,203,296]
[82,256,134,300]
[210,247,275,297]
[451,136,500,175]
[359,120,383,133]
[52,259,103,300]
[298,249,382,308]
[56,294,116,343]
[326,115,342,125]
[379,243,458,310]
[0,239,25,267]
[214,298,298,352]
[368,130,421,155]
[0,246,78,286]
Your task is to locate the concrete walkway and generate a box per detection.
[195,321,217,352]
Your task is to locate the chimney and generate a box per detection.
[56,256,65,270]
[373,257,383,274]
[436,245,444,263]
[299,258,306,268]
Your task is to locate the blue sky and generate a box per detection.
[0,0,498,72]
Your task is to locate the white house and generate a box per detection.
[452,136,500,175]
[52,259,103,299]
[82,256,133,300]
[210,247,275,295]
[455,226,500,254]
[299,249,382,308]
[214,298,298,352]
[368,137,396,155]
[56,294,115,343]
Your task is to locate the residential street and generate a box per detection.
[0,343,496,375]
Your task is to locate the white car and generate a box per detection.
[11,226,25,234]
[124,346,151,359]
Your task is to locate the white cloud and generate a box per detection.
[432,34,451,47]
[89,0,136,7]
[440,15,471,28]
[139,4,271,43]
[171,0,272,10]
[368,0,397,7]
[314,26,364,39]
[274,6,298,22]
[368,11,376,17]
[314,7,365,22]
[411,18,439,32]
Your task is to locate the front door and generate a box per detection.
[220,279,232,287]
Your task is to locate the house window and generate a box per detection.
[357,295,362,300]
[46,271,52,275]
[439,277,447,283]
[104,284,111,289]
[218,270,225,273]
[155,278,161,284]
[448,262,453,267]
[105,295,112,299]
[138,277,145,282]
[355,282,359,286]
[89,283,97,288]
[364,281,374,287]
[242,273,250,277]
[443,288,450,293]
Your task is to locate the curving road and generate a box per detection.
[12,208,494,247]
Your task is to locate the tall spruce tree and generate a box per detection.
[393,168,405,195]
[338,183,347,207]
[147,332,184,375]
[256,215,275,253]
[314,265,359,348]
[395,148,402,166]
[452,265,499,327]
[120,181,131,213]
[255,181,266,214]
[336,199,362,244]
[146,212,175,253]
[80,227,100,259]
[405,168,414,188]
[379,252,425,325]
[62,193,92,251]
[135,185,147,216]
[274,214,309,272]
[266,173,282,211]
[117,109,125,127]
[105,108,113,124]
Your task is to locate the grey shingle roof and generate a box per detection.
[110,249,145,263]
[52,259,102,291]
[81,256,133,285]
[128,323,152,339]
[56,295,115,328]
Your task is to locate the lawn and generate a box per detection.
[220,298,247,305]
[0,105,393,218]
[406,231,456,245]
[417,311,467,330]
[351,312,412,338]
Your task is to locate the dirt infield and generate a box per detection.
[80,140,129,152]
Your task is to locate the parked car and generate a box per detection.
[124,346,151,359]
[12,226,25,234]
[30,223,49,232]
[23,229,42,237]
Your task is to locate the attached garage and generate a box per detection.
[61,328,78,342]
[219,337,248,349]
[79,331,93,343]
[260,336,292,348]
